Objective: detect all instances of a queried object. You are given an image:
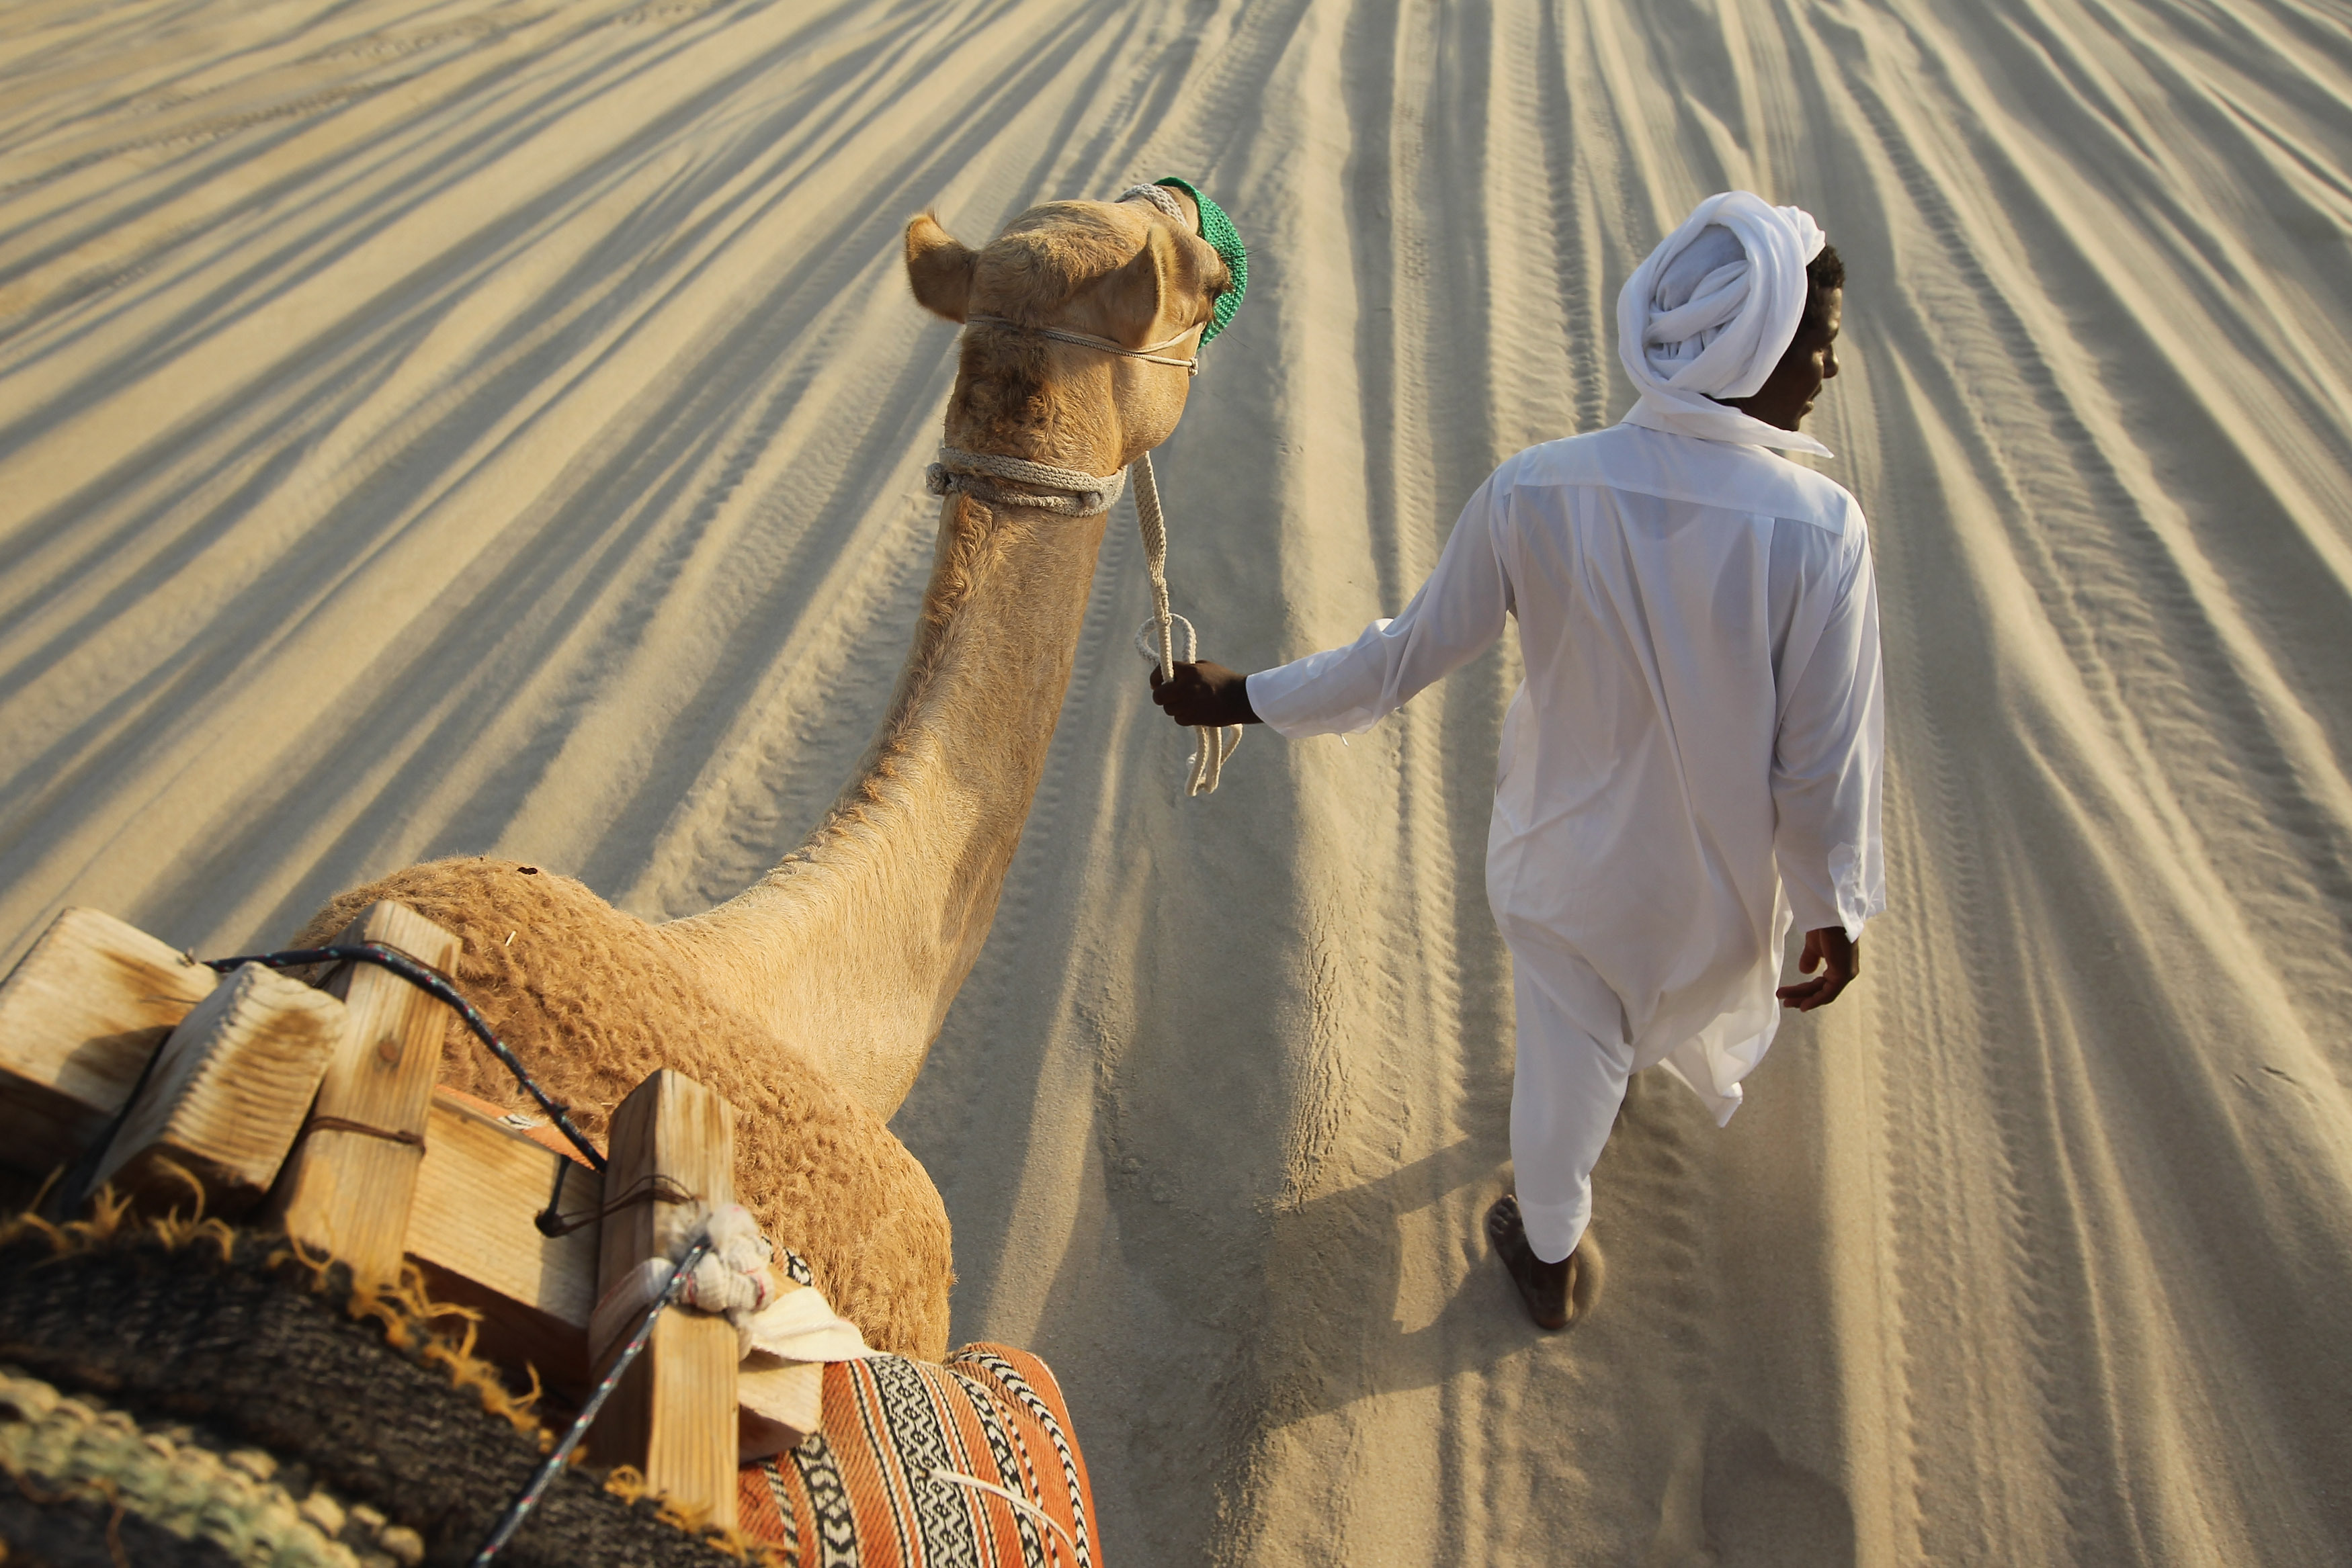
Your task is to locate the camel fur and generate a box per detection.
[296,191,1231,1361]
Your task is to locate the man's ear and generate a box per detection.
[1101,224,1224,348]
[905,213,976,322]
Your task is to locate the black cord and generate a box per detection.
[470,1233,713,1565]
[204,945,607,1174]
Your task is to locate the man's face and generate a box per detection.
[1724,286,1841,433]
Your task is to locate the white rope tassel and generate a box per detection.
[1130,451,1242,795]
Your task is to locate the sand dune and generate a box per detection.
[5,0,2350,1561]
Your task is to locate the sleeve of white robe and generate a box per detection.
[1246,476,1514,738]
[1769,525,1887,941]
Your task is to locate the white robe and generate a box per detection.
[1247,422,1885,1126]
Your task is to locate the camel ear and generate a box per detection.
[905,213,976,322]
[1101,223,1222,349]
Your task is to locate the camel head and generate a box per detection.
[903,191,1232,474]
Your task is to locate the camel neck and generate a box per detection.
[666,489,1110,1116]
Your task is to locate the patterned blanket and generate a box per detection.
[739,1344,1097,1568]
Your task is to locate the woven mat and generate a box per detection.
[0,1222,741,1567]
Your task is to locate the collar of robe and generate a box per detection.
[1619,393,1834,459]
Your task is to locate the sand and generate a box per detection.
[4,0,2350,1561]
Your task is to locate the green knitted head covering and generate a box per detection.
[1154,176,1247,345]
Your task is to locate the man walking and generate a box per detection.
[1150,191,1885,1330]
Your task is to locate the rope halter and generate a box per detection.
[924,441,1242,796]
[955,183,1214,374]
[925,447,1125,517]
[920,181,1241,795]
[965,314,1203,374]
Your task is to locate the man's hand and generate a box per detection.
[1776,926,1860,1012]
[1149,659,1261,728]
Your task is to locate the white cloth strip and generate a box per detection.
[587,1203,876,1367]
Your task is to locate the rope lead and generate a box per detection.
[1128,450,1243,796]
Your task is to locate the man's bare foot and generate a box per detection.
[1486,1192,1599,1331]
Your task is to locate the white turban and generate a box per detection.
[1617,191,1832,457]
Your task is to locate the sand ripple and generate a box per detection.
[3,1,2349,1562]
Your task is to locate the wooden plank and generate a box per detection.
[591,1070,737,1532]
[405,1087,601,1391]
[269,902,460,1283]
[0,908,218,1179]
[89,962,345,1215]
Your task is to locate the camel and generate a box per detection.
[294,189,1231,1362]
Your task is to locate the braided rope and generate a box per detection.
[926,447,1126,517]
[1116,183,1187,226]
[0,1364,407,1567]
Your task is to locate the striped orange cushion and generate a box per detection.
[738,1343,1098,1567]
